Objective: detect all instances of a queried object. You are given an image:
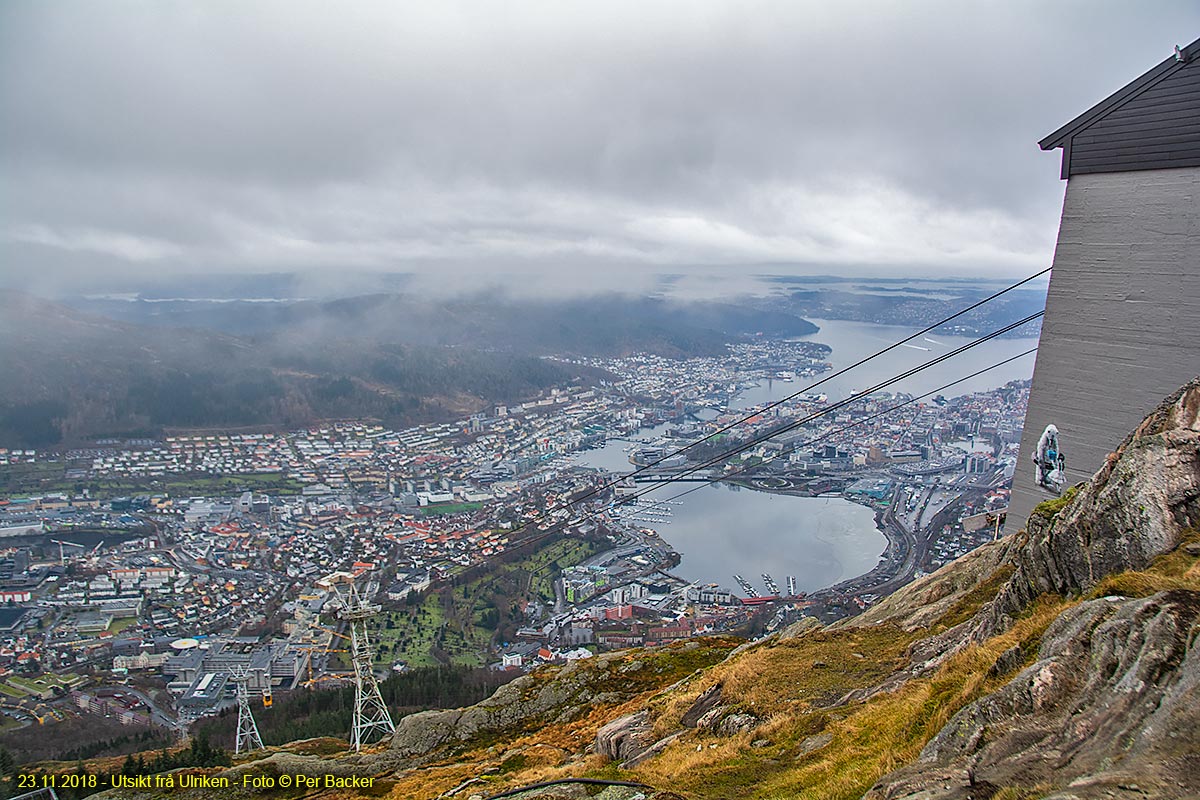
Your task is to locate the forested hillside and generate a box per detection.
[0,292,817,447]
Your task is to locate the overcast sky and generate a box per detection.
[2,2,1198,296]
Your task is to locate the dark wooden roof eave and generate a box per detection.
[1039,36,1200,154]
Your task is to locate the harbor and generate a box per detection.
[586,463,887,595]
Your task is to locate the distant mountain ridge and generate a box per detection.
[63,291,819,346]
[0,291,818,447]
[0,293,574,447]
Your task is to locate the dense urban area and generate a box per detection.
[0,338,1027,761]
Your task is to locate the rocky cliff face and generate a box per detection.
[856,378,1200,692]
[867,590,1200,799]
[863,377,1200,799]
[980,377,1200,637]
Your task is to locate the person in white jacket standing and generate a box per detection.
[1033,423,1066,493]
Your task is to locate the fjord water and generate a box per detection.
[734,318,1039,409]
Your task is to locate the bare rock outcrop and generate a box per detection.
[866,590,1200,799]
[595,710,657,765]
[383,661,596,765]
[593,680,764,768]
[677,683,723,727]
[839,537,1018,633]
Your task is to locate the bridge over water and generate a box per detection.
[632,471,720,483]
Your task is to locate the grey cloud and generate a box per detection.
[2,1,1198,292]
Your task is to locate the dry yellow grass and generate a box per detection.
[381,640,738,800]
[629,595,1073,800]
[1089,529,1200,598]
[644,624,917,746]
[623,535,1200,799]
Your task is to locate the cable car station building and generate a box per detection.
[1009,37,1200,527]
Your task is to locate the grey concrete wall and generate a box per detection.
[1009,166,1200,529]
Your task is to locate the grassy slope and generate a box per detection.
[418,530,1200,800]
[380,639,741,799]
[622,530,1200,800]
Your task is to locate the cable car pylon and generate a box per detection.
[232,666,265,755]
[321,572,395,751]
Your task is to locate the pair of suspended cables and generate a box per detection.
[498,309,1041,552]
[490,269,1049,543]
[598,347,1038,521]
[596,311,1042,512]
[562,266,1049,501]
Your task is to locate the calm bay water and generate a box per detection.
[573,426,667,472]
[631,482,885,594]
[570,438,886,592]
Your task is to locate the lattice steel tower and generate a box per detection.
[232,667,264,754]
[328,574,395,751]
